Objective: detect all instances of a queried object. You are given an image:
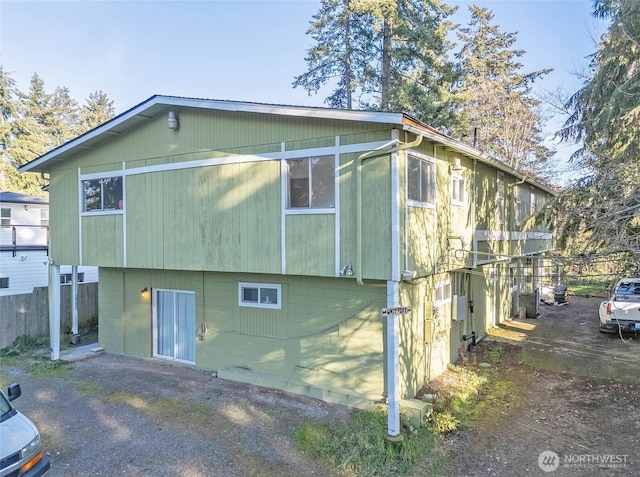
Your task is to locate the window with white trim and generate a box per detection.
[82,176,123,212]
[407,152,435,206]
[238,282,282,309]
[497,172,505,225]
[514,185,527,225]
[0,277,8,289]
[286,156,335,209]
[60,273,85,285]
[435,280,452,305]
[451,174,465,206]
[1,208,10,226]
[530,188,537,216]
[41,208,49,227]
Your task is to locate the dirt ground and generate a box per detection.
[437,294,640,477]
[1,294,639,476]
[1,352,352,477]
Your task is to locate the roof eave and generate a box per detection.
[19,95,405,173]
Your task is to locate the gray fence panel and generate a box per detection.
[0,283,98,349]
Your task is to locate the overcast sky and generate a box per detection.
[1,0,606,181]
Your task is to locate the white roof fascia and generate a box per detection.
[403,124,557,196]
[21,96,405,173]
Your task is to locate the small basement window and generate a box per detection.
[435,280,452,305]
[0,277,9,289]
[238,282,281,309]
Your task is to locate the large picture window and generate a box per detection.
[82,176,123,212]
[286,156,334,209]
[238,282,282,309]
[407,153,435,206]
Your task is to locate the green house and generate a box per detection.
[21,95,555,420]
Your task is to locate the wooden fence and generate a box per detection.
[0,283,98,349]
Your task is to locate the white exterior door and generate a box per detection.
[153,289,195,364]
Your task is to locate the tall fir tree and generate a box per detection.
[0,70,116,195]
[452,6,553,178]
[293,0,374,109]
[79,90,115,133]
[553,0,640,261]
[0,67,20,192]
[294,0,458,130]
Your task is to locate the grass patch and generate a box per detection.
[29,356,70,378]
[569,283,606,295]
[75,380,100,395]
[428,364,488,434]
[292,408,443,476]
[487,344,506,363]
[0,335,48,358]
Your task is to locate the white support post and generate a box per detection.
[48,263,61,360]
[386,312,400,436]
[386,280,401,437]
[71,265,79,335]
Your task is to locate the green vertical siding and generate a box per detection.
[125,160,281,272]
[82,215,124,266]
[360,154,392,280]
[285,215,335,276]
[49,168,79,265]
[100,270,387,403]
[98,269,124,352]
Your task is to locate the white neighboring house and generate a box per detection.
[0,191,98,296]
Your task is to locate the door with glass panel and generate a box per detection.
[153,289,195,364]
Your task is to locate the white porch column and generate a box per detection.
[387,129,401,437]
[71,265,79,335]
[48,262,61,360]
[386,281,401,437]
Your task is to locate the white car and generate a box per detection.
[599,278,640,333]
[0,384,50,477]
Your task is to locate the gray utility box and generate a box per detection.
[520,288,540,318]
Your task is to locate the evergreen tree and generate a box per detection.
[293,0,372,109]
[553,0,640,262]
[294,0,458,129]
[452,6,553,178]
[79,90,115,133]
[0,67,19,191]
[0,71,115,195]
[50,86,80,145]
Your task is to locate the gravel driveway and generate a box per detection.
[1,352,351,477]
[441,295,640,477]
[2,294,639,477]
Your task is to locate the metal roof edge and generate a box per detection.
[403,124,558,196]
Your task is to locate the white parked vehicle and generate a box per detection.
[599,278,640,333]
[0,384,50,477]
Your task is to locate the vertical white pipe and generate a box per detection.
[387,129,401,436]
[391,130,400,282]
[71,265,79,335]
[49,263,61,360]
[280,142,287,275]
[386,281,401,437]
[334,136,341,276]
